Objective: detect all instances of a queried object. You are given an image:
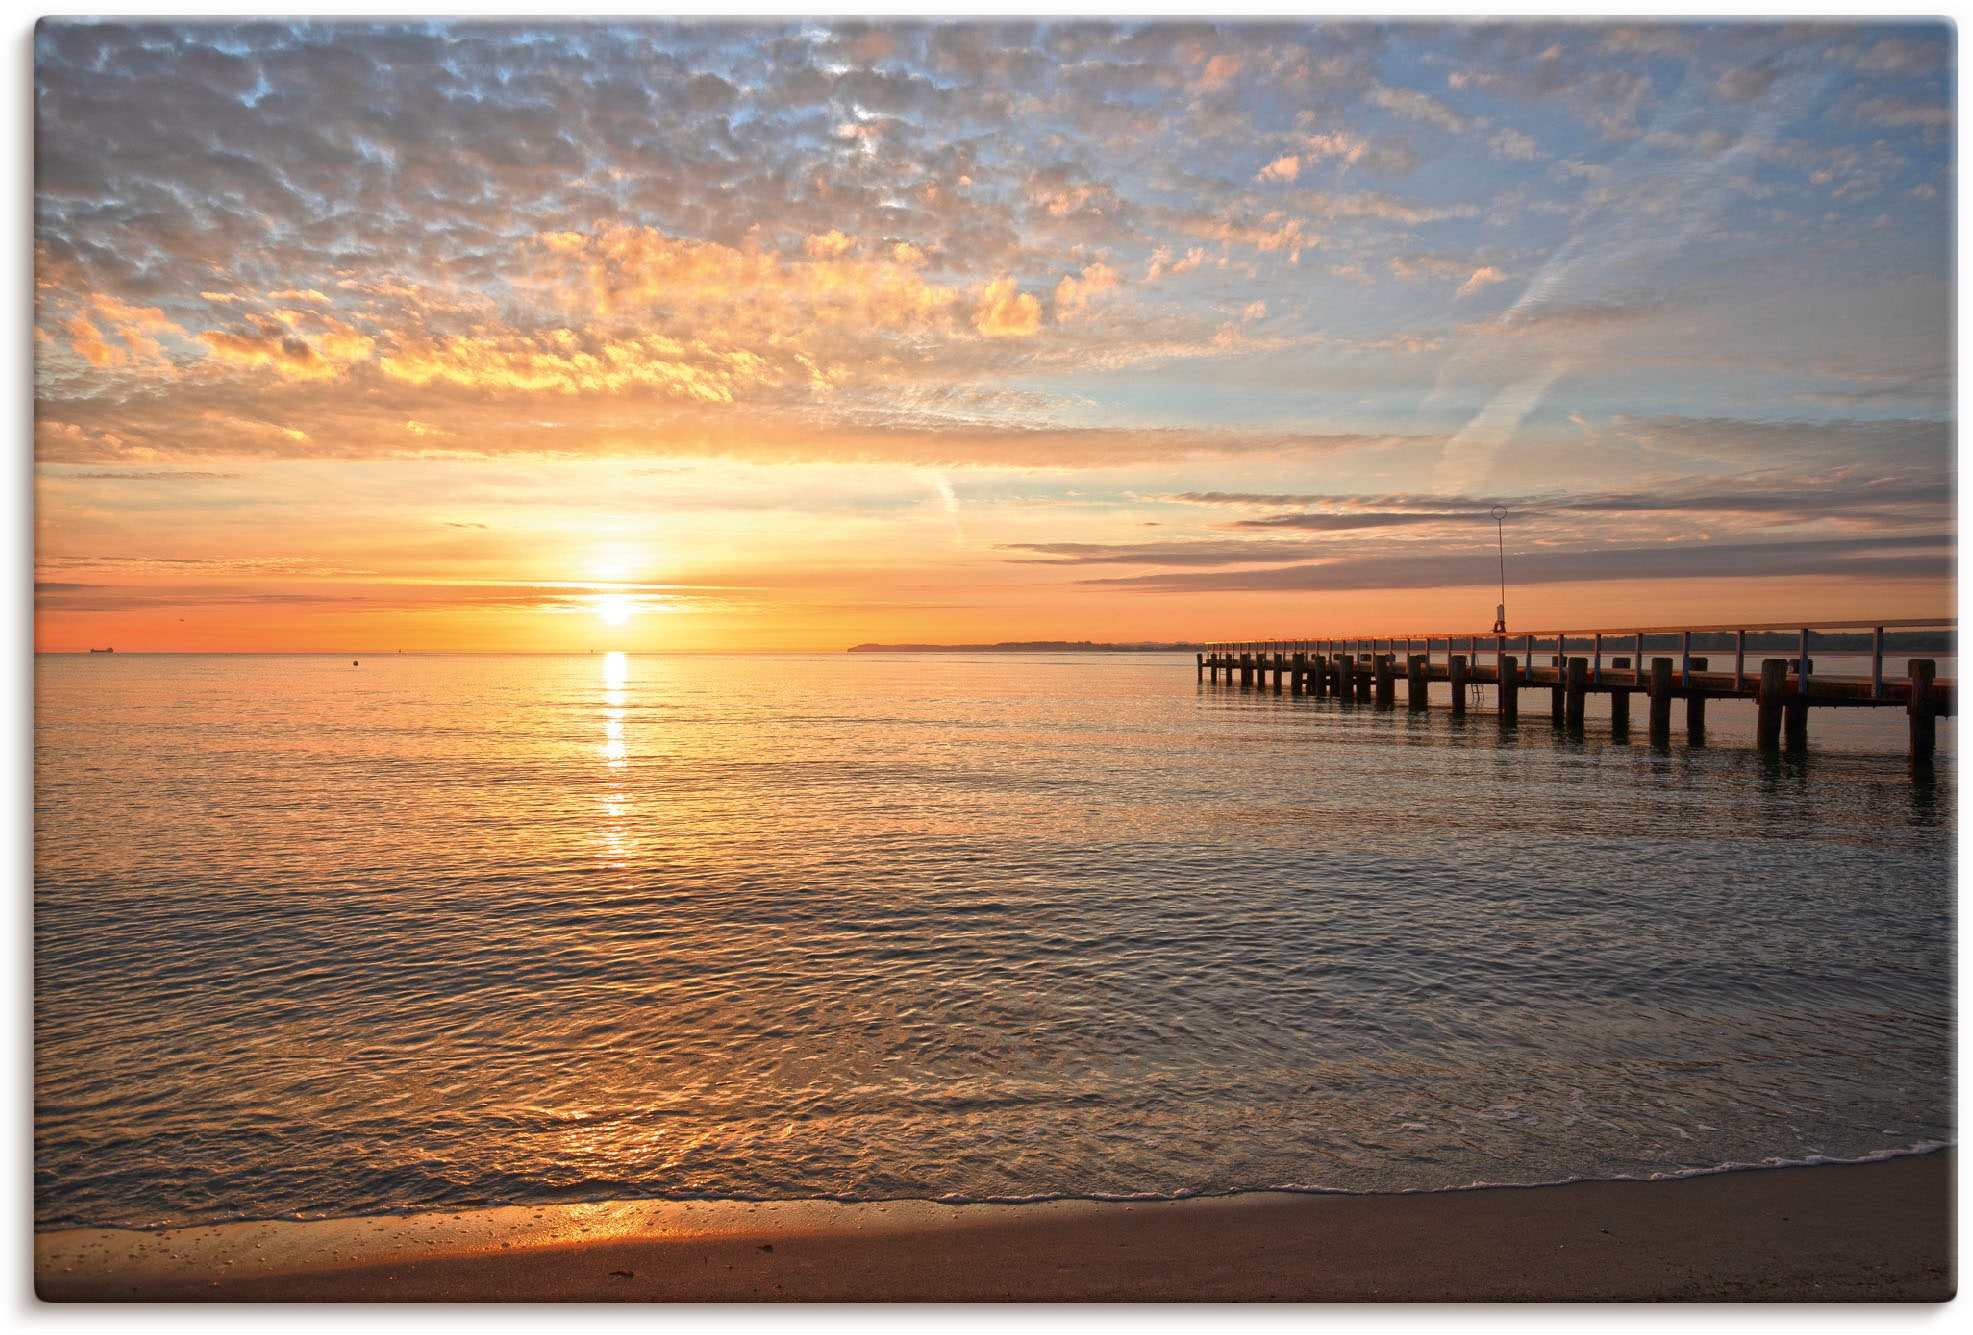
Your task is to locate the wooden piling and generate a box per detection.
[1373,653,1395,708]
[1686,692,1706,745]
[1910,659,1937,762]
[1756,659,1787,751]
[1609,685,1629,733]
[1240,653,1253,687]
[1647,658,1673,745]
[1196,652,1203,682]
[1565,657,1588,728]
[1407,654,1427,711]
[1355,656,1373,702]
[1312,654,1328,698]
[1290,651,1305,694]
[1449,654,1467,716]
[1500,654,1519,723]
[1785,696,1808,750]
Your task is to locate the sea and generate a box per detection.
[33,651,1955,1230]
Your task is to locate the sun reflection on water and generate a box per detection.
[596,651,634,866]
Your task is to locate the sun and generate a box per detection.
[594,593,634,626]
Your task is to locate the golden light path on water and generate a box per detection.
[599,650,631,868]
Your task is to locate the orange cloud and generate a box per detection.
[1256,155,1301,184]
[62,294,185,371]
[532,224,960,333]
[1190,213,1306,260]
[1054,262,1120,319]
[1199,54,1243,89]
[1456,265,1508,298]
[378,330,769,401]
[198,330,345,380]
[1303,130,1371,166]
[973,276,1042,338]
[1145,246,1207,281]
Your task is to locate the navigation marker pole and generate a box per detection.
[1490,505,1508,635]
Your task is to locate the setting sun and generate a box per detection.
[594,594,634,627]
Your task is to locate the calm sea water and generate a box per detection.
[34,652,1954,1229]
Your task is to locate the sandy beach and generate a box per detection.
[35,1150,1952,1302]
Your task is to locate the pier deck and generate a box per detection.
[1198,619,1954,762]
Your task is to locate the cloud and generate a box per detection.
[28,17,1953,510]
[1082,533,1953,593]
[531,225,963,335]
[1144,246,1207,280]
[1607,413,1950,466]
[58,470,241,481]
[1255,155,1301,184]
[378,331,770,401]
[1712,64,1778,103]
[1054,262,1121,319]
[1301,130,1370,167]
[973,276,1043,338]
[1853,96,1950,130]
[1368,84,1471,133]
[1229,510,1484,531]
[1198,53,1243,89]
[1487,127,1543,161]
[199,330,345,381]
[995,539,1320,566]
[61,295,186,371]
[1849,35,1947,75]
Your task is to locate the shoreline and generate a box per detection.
[36,1150,1955,1302]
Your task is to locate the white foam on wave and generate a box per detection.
[1248,1139,1956,1199]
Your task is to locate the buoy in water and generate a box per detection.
[353,660,359,666]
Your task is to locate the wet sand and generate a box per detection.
[36,1151,1954,1302]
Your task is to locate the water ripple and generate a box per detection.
[34,652,1954,1227]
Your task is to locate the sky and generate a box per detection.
[32,17,1955,652]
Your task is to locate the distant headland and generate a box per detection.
[847,640,1204,653]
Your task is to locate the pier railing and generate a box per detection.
[1199,618,1954,759]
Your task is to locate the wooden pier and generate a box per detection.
[1198,619,1955,762]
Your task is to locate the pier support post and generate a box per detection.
[1648,658,1673,745]
[1356,657,1373,702]
[1373,654,1395,708]
[1550,681,1565,726]
[1407,654,1427,711]
[1312,655,1328,698]
[1756,660,1787,751]
[1197,652,1204,682]
[1242,654,1255,688]
[1337,655,1354,701]
[1270,654,1284,690]
[1449,654,1468,716]
[1609,685,1629,734]
[1686,692,1707,746]
[1909,659,1937,763]
[1565,657,1588,728]
[1784,697,1808,751]
[1499,655,1518,723]
[1290,652,1305,694]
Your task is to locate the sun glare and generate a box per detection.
[595,594,634,626]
